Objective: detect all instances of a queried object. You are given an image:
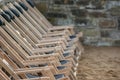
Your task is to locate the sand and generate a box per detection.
[77,46,120,80]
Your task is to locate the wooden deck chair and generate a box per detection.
[3,5,71,51]
[0,13,76,67]
[8,2,84,55]
[12,2,72,40]
[0,10,78,67]
[12,1,83,46]
[0,20,74,70]
[0,35,76,79]
[0,36,77,79]
[3,3,80,59]
[18,0,75,35]
[0,50,52,80]
[11,2,84,52]
[8,2,71,41]
[0,18,76,69]
[3,3,70,49]
[13,1,84,57]
[0,31,72,71]
[1,7,81,68]
[0,48,74,80]
[6,3,79,49]
[0,52,71,80]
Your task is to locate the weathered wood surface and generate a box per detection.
[0,0,84,80]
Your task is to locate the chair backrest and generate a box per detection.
[3,5,63,49]
[0,53,21,79]
[1,11,59,56]
[14,2,47,34]
[0,22,61,67]
[4,9,38,48]
[3,5,42,44]
[0,49,21,69]
[0,36,27,66]
[0,24,59,64]
[0,9,64,58]
[8,3,45,39]
[0,15,37,54]
[4,4,66,50]
[21,0,53,28]
[0,22,29,59]
[17,0,52,31]
[0,18,71,79]
[16,1,49,32]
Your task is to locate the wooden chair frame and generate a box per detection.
[0,1,84,79]
[1,17,76,66]
[8,2,83,51]
[0,24,74,68]
[3,4,82,60]
[0,10,78,67]
[0,36,76,80]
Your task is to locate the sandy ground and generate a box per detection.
[77,46,120,80]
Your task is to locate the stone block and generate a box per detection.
[99,18,117,28]
[76,0,90,6]
[101,30,110,38]
[54,0,74,5]
[89,12,107,18]
[35,3,48,14]
[83,37,100,46]
[71,9,88,17]
[80,28,100,37]
[97,41,113,46]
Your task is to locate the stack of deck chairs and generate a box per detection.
[0,0,84,80]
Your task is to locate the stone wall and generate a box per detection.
[33,0,120,46]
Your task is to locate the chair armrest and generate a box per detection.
[36,40,66,50]
[36,41,63,47]
[49,25,75,35]
[39,37,68,46]
[50,25,74,31]
[40,37,66,42]
[24,54,59,66]
[27,53,59,60]
[15,67,51,74]
[32,46,62,54]
[43,30,71,39]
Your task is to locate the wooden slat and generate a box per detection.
[0,69,11,80]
